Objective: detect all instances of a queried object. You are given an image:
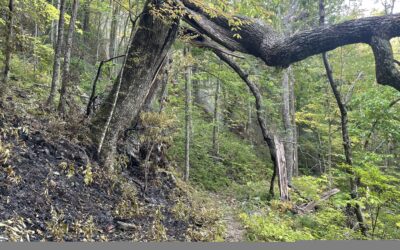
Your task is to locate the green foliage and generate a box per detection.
[240,211,314,242]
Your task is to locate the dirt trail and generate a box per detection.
[223,210,246,242]
[211,193,246,242]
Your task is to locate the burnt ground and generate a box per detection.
[0,101,225,242]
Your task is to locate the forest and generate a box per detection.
[0,0,400,242]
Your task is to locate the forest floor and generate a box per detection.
[0,93,227,242]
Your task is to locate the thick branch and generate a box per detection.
[370,36,400,91]
[180,0,400,91]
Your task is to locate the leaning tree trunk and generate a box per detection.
[1,0,15,99]
[319,0,368,237]
[58,0,80,116]
[213,50,289,201]
[47,0,66,107]
[89,0,179,169]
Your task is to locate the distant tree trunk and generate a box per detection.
[109,2,120,78]
[95,13,102,62]
[184,47,192,182]
[282,67,297,184]
[82,0,91,33]
[1,0,15,98]
[50,0,60,49]
[142,54,170,112]
[245,88,252,134]
[213,50,289,201]
[159,57,172,113]
[58,0,80,115]
[46,0,65,107]
[212,79,221,157]
[89,0,179,169]
[319,0,368,237]
[290,72,298,177]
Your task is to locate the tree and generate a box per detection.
[319,0,368,236]
[91,0,400,177]
[89,0,179,169]
[213,50,289,201]
[58,0,80,115]
[1,0,15,99]
[47,0,66,107]
[179,0,400,92]
[109,1,120,78]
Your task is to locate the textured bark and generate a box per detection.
[1,0,14,98]
[58,0,80,115]
[180,0,400,92]
[89,0,179,168]
[213,50,289,201]
[47,0,66,106]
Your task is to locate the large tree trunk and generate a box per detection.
[58,0,80,115]
[89,0,179,169]
[213,50,289,201]
[1,0,15,99]
[47,0,66,107]
[319,0,368,237]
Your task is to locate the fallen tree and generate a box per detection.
[294,188,341,215]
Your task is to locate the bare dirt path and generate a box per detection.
[211,193,246,242]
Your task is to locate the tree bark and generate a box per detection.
[89,0,179,169]
[58,0,80,115]
[1,0,15,98]
[47,0,66,107]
